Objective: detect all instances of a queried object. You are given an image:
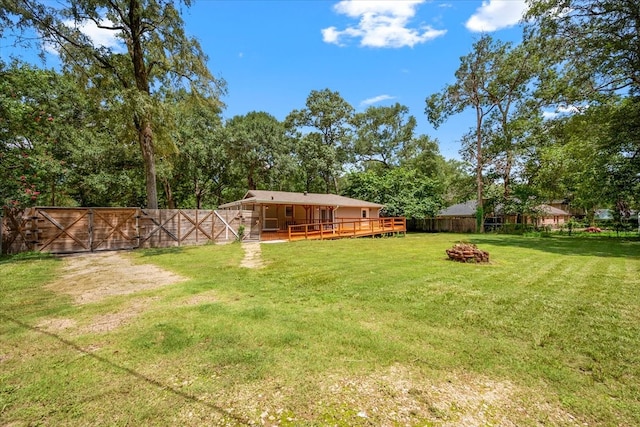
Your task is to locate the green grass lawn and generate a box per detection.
[1,233,640,426]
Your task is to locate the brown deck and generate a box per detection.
[259,217,406,242]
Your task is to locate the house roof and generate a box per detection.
[537,204,570,216]
[438,200,570,217]
[438,200,478,217]
[218,190,384,209]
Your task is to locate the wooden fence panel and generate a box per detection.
[242,209,260,240]
[431,217,477,233]
[1,207,33,255]
[212,210,238,242]
[35,208,92,253]
[179,210,214,245]
[407,217,477,233]
[210,209,259,241]
[91,208,139,251]
[138,209,244,248]
[138,209,180,248]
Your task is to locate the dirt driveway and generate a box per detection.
[46,250,186,304]
[37,251,187,334]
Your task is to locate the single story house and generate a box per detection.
[218,190,386,239]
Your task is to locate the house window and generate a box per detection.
[285,205,293,217]
[361,209,368,218]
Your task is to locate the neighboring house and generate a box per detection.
[594,209,613,220]
[438,200,478,218]
[594,209,639,223]
[531,204,571,228]
[549,199,584,217]
[218,190,390,240]
[433,200,571,232]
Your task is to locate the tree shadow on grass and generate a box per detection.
[138,246,186,257]
[465,235,640,258]
[0,313,251,426]
[0,251,61,265]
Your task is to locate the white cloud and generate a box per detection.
[322,0,447,48]
[44,18,123,55]
[68,19,123,50]
[542,104,584,120]
[321,26,343,45]
[43,41,60,56]
[465,0,528,32]
[558,104,582,114]
[360,94,395,106]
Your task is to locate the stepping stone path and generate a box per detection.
[240,242,264,268]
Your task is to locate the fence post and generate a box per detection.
[135,208,141,249]
[88,208,94,252]
[177,210,181,246]
[0,210,3,255]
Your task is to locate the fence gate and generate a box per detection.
[242,209,260,240]
[0,207,140,254]
[90,208,139,251]
[34,208,93,253]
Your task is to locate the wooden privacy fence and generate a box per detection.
[1,207,258,255]
[408,217,477,233]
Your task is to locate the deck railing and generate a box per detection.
[287,217,406,241]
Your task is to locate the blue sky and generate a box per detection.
[0,0,529,160]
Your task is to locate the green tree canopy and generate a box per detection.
[342,168,443,218]
[286,89,354,193]
[526,0,640,95]
[225,111,291,192]
[3,0,225,208]
[351,103,417,170]
[426,35,510,231]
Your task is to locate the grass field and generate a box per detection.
[1,233,639,426]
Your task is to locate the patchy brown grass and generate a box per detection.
[45,251,186,305]
[35,252,184,336]
[162,365,580,426]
